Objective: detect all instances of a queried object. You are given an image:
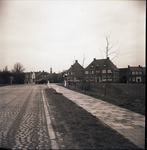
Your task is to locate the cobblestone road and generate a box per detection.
[0,84,52,150]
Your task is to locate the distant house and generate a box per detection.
[128,65,144,83]
[67,60,84,82]
[35,71,51,82]
[119,65,145,83]
[24,68,54,83]
[84,57,119,82]
[24,72,34,83]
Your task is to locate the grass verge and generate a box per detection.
[58,83,145,115]
[45,88,141,149]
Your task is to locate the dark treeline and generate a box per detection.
[0,63,25,85]
[0,70,25,84]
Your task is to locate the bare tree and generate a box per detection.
[12,62,25,73]
[3,66,8,72]
[99,31,120,95]
[99,31,120,61]
[12,62,25,84]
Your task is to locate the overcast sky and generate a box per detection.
[0,0,146,73]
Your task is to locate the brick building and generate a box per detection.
[24,72,35,83]
[119,65,145,83]
[67,60,84,82]
[84,57,119,82]
[24,68,53,83]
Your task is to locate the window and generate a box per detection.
[139,71,142,75]
[102,70,106,73]
[102,75,106,81]
[136,71,138,75]
[90,70,94,74]
[108,70,112,73]
[132,77,135,81]
[85,71,89,74]
[132,71,135,75]
[108,78,112,81]
[91,64,94,68]
[70,72,74,75]
[96,70,100,73]
[95,65,100,70]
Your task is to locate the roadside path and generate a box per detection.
[50,84,145,149]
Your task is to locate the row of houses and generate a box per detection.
[24,68,59,83]
[66,57,146,84]
[119,65,146,83]
[24,57,145,84]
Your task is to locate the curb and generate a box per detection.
[41,90,59,149]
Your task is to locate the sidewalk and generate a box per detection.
[50,84,145,149]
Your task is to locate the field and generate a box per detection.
[45,88,140,149]
[58,82,145,115]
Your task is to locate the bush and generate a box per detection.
[35,79,47,84]
[13,73,25,84]
[0,71,12,84]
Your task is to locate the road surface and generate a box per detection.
[0,84,57,150]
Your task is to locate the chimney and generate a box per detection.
[107,57,109,60]
[93,58,96,61]
[75,60,78,63]
[128,65,130,68]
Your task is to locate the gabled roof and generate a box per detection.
[67,60,83,72]
[85,58,119,71]
[35,72,42,76]
[36,71,49,76]
[128,66,143,72]
[118,68,128,71]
